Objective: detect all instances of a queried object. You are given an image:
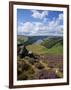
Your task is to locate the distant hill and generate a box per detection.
[41,37,63,49]
[27,40,63,56]
[17,35,63,46]
[27,36,48,45]
[17,35,48,46]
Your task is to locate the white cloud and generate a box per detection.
[43,18,49,23]
[17,22,34,35]
[56,13,63,25]
[22,22,34,32]
[59,13,63,20]
[18,13,63,36]
[31,10,48,20]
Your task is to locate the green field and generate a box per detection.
[27,44,48,55]
[27,43,63,55]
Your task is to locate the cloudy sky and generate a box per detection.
[17,9,63,36]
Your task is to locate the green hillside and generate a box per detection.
[41,37,63,49]
[27,42,63,56]
[17,36,63,80]
[17,35,63,55]
[47,42,63,55]
[27,44,48,55]
[17,35,28,45]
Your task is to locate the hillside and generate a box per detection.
[17,35,63,80]
[27,44,48,55]
[26,37,63,55]
[17,35,63,47]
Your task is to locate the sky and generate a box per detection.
[17,9,63,36]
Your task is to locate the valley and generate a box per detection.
[17,35,63,80]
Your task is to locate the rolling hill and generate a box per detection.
[17,35,63,80]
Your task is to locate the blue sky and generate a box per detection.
[17,9,63,36]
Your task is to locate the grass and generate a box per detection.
[27,43,63,55]
[17,35,63,55]
[27,44,48,55]
[47,44,63,55]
